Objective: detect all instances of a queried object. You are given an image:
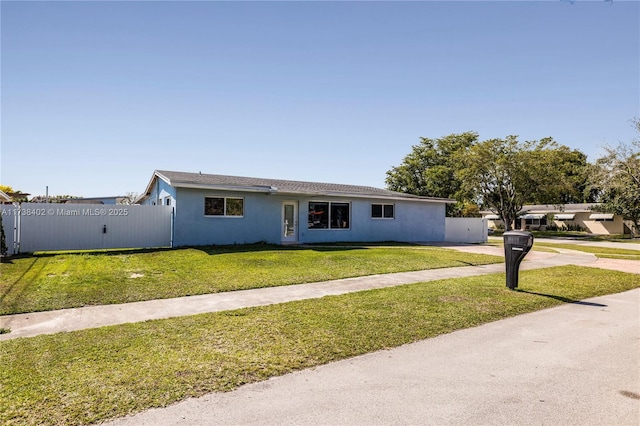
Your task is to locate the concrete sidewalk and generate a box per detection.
[3,245,636,341]
[106,287,640,426]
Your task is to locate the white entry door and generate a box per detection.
[282,202,298,243]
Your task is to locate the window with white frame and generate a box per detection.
[308,201,350,229]
[204,197,244,217]
[371,203,394,219]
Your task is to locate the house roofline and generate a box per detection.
[137,170,455,204]
[135,170,172,204]
[168,182,452,203]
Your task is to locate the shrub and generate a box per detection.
[0,213,8,257]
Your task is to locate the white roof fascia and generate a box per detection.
[136,171,173,204]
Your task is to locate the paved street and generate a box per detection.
[106,288,640,425]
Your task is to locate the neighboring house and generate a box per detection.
[1,191,30,203]
[482,203,625,235]
[28,196,126,204]
[61,196,126,205]
[136,170,454,246]
[0,190,11,204]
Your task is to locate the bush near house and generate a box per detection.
[0,214,7,258]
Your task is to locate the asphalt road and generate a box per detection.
[107,288,640,426]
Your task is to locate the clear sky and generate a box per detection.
[1,0,638,198]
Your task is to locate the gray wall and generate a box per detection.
[1,203,173,253]
[445,217,488,243]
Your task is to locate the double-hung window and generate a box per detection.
[308,201,350,229]
[372,203,394,219]
[204,197,244,217]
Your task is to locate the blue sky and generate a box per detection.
[1,0,638,198]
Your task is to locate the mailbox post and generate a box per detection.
[503,231,534,289]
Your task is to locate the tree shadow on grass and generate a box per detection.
[515,289,607,307]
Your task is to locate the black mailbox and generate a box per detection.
[503,231,534,290]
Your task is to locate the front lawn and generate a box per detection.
[533,242,640,260]
[1,266,637,426]
[0,244,501,315]
[488,238,640,260]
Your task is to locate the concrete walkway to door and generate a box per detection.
[2,244,637,341]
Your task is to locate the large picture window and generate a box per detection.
[205,197,244,217]
[372,203,394,219]
[308,201,350,229]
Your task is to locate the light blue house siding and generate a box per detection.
[137,170,452,247]
[172,188,282,246]
[170,188,445,246]
[298,197,445,244]
[143,176,176,207]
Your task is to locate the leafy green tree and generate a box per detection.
[387,132,592,223]
[0,185,14,194]
[456,136,525,230]
[589,120,640,236]
[556,146,597,203]
[457,136,582,230]
[385,132,478,215]
[520,138,592,205]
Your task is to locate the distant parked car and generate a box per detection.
[488,228,495,234]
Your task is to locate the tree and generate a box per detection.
[385,132,479,215]
[0,185,14,194]
[519,138,592,205]
[387,132,592,223]
[119,192,140,205]
[589,119,640,237]
[457,136,580,231]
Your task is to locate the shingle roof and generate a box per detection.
[152,170,452,203]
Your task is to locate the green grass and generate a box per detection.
[491,230,640,242]
[530,230,628,240]
[533,242,640,260]
[488,237,640,260]
[1,265,637,426]
[0,244,502,315]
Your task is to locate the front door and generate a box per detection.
[282,202,298,244]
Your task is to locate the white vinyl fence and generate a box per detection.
[1,203,173,254]
[445,217,488,244]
